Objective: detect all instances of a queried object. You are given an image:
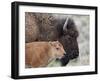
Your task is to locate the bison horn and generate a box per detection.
[63,17,69,31]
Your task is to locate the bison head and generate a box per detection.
[59,18,79,66]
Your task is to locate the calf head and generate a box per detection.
[49,41,66,59]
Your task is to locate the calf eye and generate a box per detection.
[56,48,59,50]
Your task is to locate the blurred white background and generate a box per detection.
[0,0,99,81]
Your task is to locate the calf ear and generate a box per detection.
[49,41,54,46]
[56,40,59,43]
[49,41,56,47]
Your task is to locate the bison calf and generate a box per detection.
[25,41,66,68]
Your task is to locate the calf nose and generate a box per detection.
[64,51,66,55]
[63,53,66,57]
[64,53,66,56]
[64,53,66,55]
